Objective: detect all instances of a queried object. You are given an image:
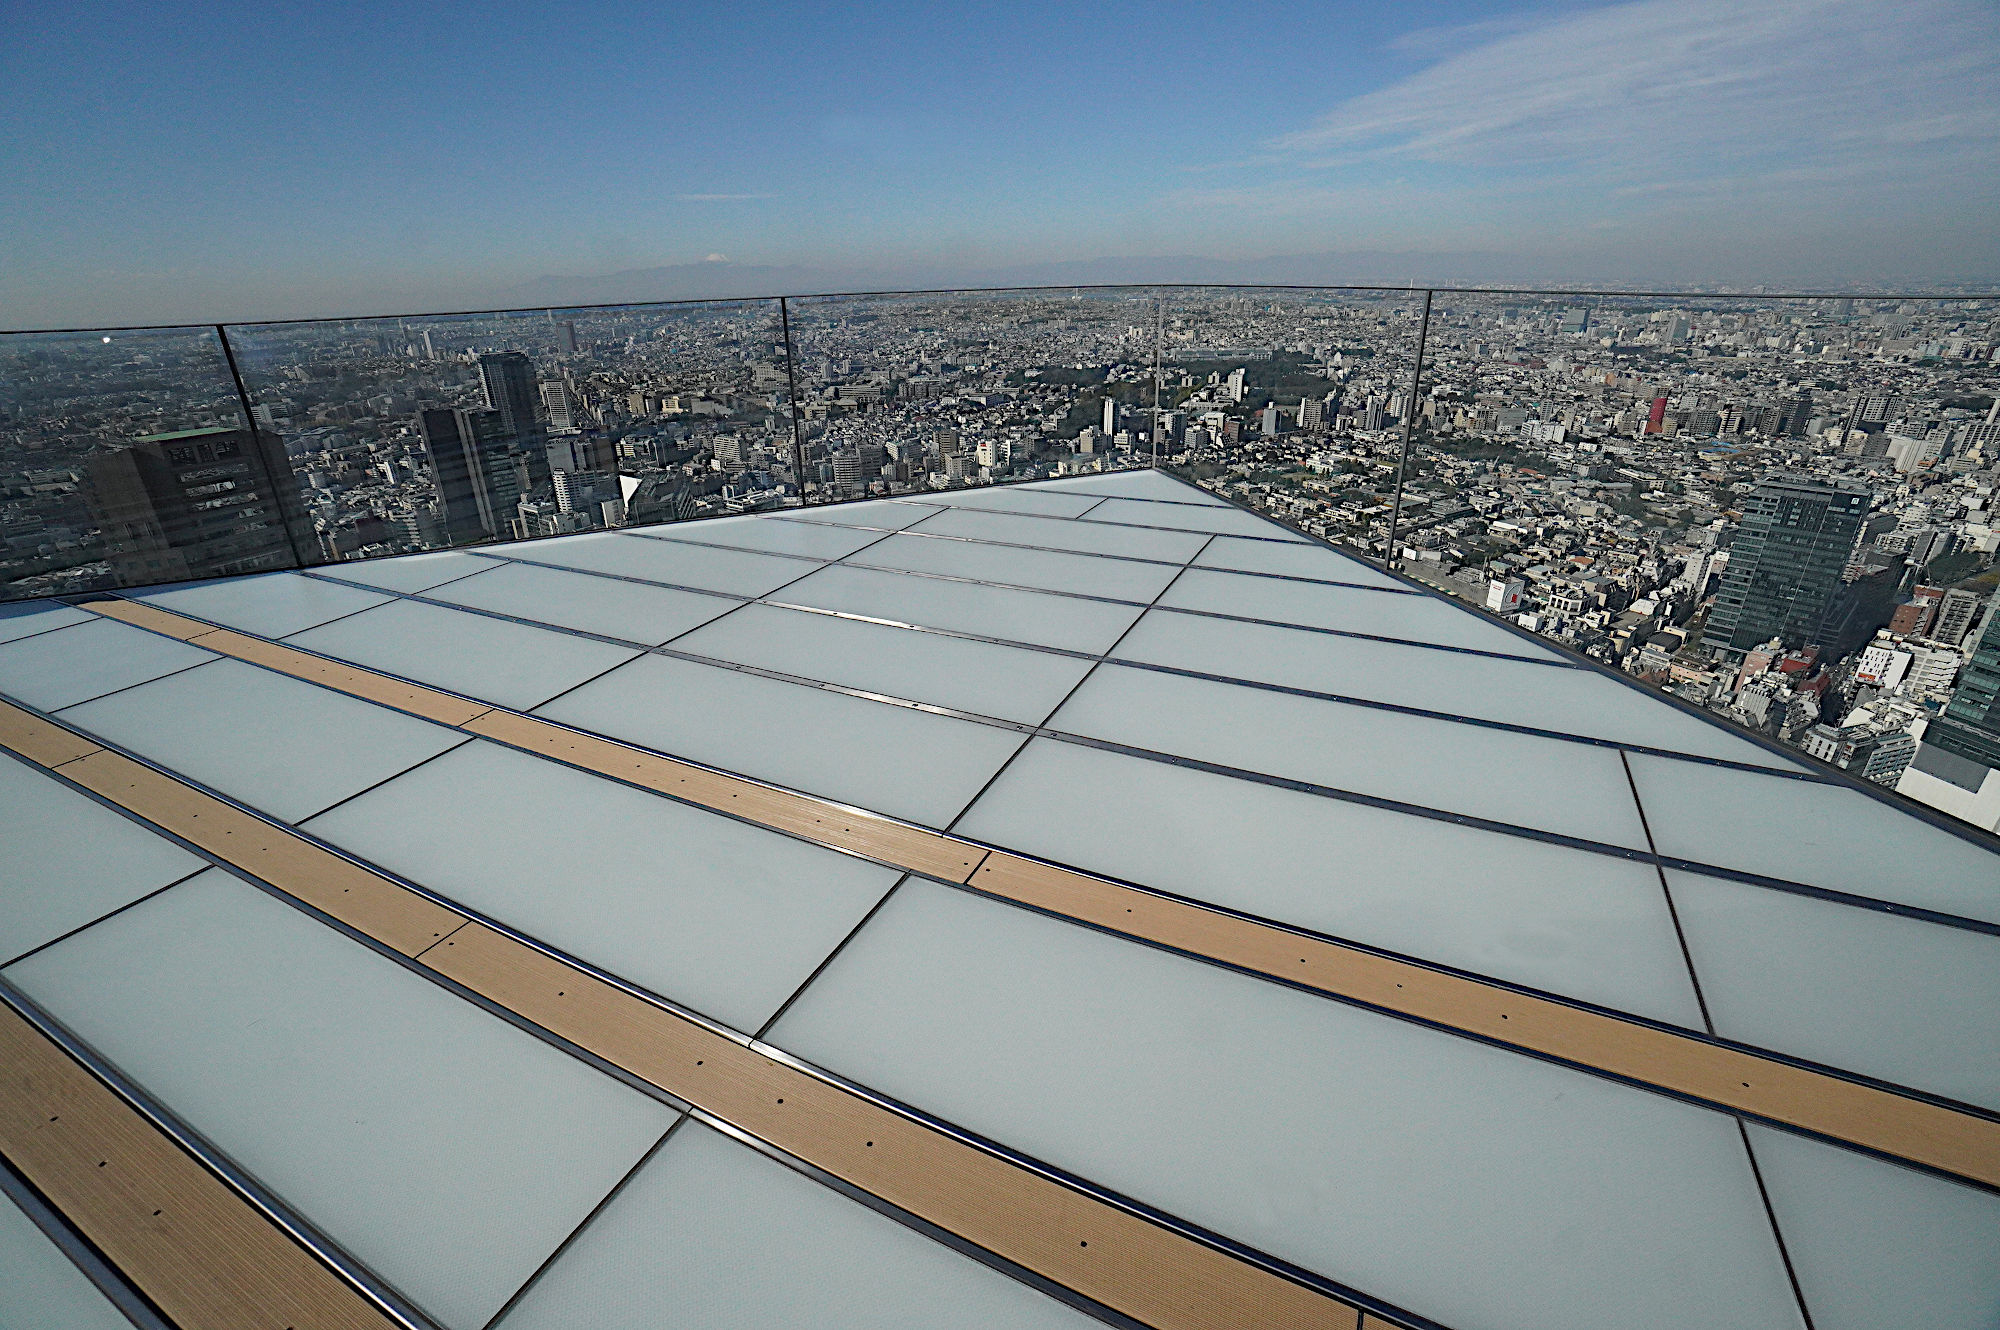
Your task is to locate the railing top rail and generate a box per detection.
[4,281,1997,338]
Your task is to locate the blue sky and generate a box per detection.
[3,0,1996,325]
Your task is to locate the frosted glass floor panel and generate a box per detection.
[0,601,93,644]
[0,756,201,965]
[853,532,1181,603]
[672,603,1096,725]
[1051,665,1652,850]
[284,598,641,712]
[504,1121,1095,1330]
[1195,536,1408,588]
[3,871,675,1330]
[132,571,390,638]
[920,487,1106,518]
[506,530,813,597]
[1747,1124,2000,1330]
[776,563,1146,655]
[1115,609,1791,769]
[1085,496,1309,541]
[1039,470,1232,505]
[537,652,1027,828]
[0,1188,133,1330]
[910,506,1210,563]
[644,513,886,560]
[769,883,1803,1330]
[1163,566,1558,656]
[1627,754,2000,923]
[1668,869,2000,1110]
[0,619,215,712]
[304,740,903,1032]
[58,658,466,823]
[313,549,492,594]
[795,499,943,529]
[953,739,1705,1025]
[421,559,738,646]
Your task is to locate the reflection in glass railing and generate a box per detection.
[0,326,292,600]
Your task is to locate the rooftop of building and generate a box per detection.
[1,468,1997,1330]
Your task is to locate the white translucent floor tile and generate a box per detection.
[0,601,93,645]
[1667,869,2000,1109]
[0,757,201,965]
[537,653,1025,828]
[954,739,1705,1025]
[911,506,1210,563]
[1085,496,1309,542]
[769,883,1804,1330]
[1051,665,1652,850]
[673,604,1095,725]
[1036,469,1232,505]
[776,564,1145,656]
[1627,754,2000,924]
[284,598,641,712]
[0,619,215,712]
[643,513,885,560]
[4,871,675,1330]
[313,549,493,594]
[853,532,1181,603]
[421,560,737,646]
[504,1120,1094,1330]
[132,571,390,638]
[506,530,813,597]
[305,741,903,1032]
[1162,566,1557,655]
[58,658,466,824]
[1195,535,1408,588]
[1748,1124,2000,1329]
[795,499,943,529]
[1115,609,1793,770]
[924,486,1105,518]
[0,1189,133,1330]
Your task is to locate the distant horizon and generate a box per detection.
[6,0,1997,328]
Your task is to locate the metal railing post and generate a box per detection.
[216,323,314,570]
[1382,289,1433,571]
[778,297,810,505]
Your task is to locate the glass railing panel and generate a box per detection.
[1146,285,1429,556]
[780,287,1172,504]
[0,325,295,604]
[220,298,790,564]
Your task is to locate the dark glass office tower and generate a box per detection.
[478,352,543,444]
[1927,598,2000,768]
[1702,474,1871,656]
[417,407,522,543]
[84,426,306,585]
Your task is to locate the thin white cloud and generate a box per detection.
[674,193,777,202]
[1270,0,2000,196]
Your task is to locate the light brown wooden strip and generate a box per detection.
[423,921,1354,1330]
[185,628,493,727]
[464,709,988,882]
[0,1001,396,1330]
[49,745,464,958]
[60,597,2000,1191]
[74,595,216,641]
[972,851,2000,1189]
[0,701,102,767]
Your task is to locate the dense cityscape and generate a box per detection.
[2,288,1997,828]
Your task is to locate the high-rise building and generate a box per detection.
[1933,588,1984,646]
[1298,397,1325,430]
[540,380,577,431]
[1929,598,2000,767]
[554,322,578,355]
[417,407,522,544]
[1101,398,1118,437]
[478,352,543,445]
[83,426,307,585]
[1702,475,1871,657]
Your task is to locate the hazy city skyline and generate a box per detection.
[5,0,1998,328]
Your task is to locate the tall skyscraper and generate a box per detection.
[554,321,579,355]
[1702,475,1871,657]
[1928,598,2000,768]
[478,352,543,445]
[540,379,577,431]
[417,407,522,544]
[84,427,307,585]
[1101,398,1118,437]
